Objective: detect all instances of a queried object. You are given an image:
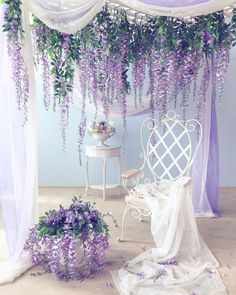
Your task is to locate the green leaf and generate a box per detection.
[207,20,212,31]
[7,10,14,20]
[3,24,9,32]
[157,26,163,35]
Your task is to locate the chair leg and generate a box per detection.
[118,204,129,242]
[139,213,143,222]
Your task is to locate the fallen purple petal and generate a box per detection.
[106,282,113,288]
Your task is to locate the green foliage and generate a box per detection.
[3,0,23,39]
[232,11,236,46]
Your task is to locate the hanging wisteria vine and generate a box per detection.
[2,1,236,161]
[3,0,29,124]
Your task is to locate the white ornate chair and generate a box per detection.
[119,111,202,241]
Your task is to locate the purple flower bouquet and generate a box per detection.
[24,197,109,281]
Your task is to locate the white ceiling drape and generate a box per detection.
[26,0,106,34]
[26,0,236,34]
[116,0,236,17]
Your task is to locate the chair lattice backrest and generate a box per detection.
[140,111,202,182]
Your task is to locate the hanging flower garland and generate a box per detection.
[29,9,233,118]
[3,0,29,124]
[2,1,236,161]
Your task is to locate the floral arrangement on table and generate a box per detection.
[87,120,115,135]
[24,197,110,281]
[2,1,236,161]
[87,120,116,147]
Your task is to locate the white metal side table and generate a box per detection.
[85,145,122,200]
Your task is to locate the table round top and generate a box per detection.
[85,145,121,158]
[85,145,121,150]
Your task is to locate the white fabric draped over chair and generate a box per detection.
[112,178,226,295]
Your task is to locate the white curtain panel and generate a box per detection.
[0,4,38,284]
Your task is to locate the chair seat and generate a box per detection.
[125,193,148,209]
[121,169,141,179]
[125,177,191,210]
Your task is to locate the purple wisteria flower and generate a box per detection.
[215,44,231,103]
[137,272,146,279]
[4,3,30,124]
[158,257,178,266]
[106,282,113,288]
[196,57,210,133]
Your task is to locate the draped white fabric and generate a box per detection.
[26,0,236,35]
[192,76,219,217]
[27,0,106,34]
[112,178,226,295]
[116,0,236,17]
[0,4,38,284]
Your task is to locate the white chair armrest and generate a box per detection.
[121,169,141,180]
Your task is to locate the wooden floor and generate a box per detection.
[0,187,236,295]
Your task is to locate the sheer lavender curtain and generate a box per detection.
[192,52,219,216]
[0,4,38,283]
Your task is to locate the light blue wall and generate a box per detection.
[38,47,236,187]
[217,46,236,186]
[38,101,148,186]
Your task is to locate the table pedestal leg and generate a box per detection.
[103,158,107,200]
[118,156,122,186]
[85,156,89,197]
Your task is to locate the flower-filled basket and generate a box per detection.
[24,197,110,281]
